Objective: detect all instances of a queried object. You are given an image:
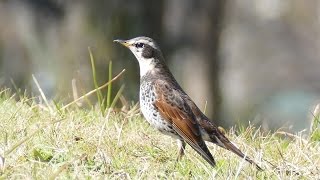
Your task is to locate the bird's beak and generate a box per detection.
[113,39,131,48]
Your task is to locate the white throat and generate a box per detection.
[138,59,155,77]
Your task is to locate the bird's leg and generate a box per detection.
[176,139,186,161]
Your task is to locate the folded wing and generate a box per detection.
[153,79,216,167]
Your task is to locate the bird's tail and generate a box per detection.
[212,130,263,170]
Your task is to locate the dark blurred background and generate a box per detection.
[0,0,319,132]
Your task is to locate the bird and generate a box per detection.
[114,36,261,170]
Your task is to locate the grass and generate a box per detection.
[0,53,319,179]
[0,89,319,179]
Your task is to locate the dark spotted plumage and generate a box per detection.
[114,36,262,170]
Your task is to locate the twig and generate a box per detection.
[61,69,126,110]
[275,131,308,144]
[32,74,53,113]
[72,79,82,106]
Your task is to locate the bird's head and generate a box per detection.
[114,36,164,77]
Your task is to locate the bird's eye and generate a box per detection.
[135,43,144,48]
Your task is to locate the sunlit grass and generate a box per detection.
[1,50,319,178]
[0,89,319,179]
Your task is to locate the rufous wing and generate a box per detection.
[153,80,216,166]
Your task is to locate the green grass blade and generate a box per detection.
[106,61,113,108]
[88,47,105,116]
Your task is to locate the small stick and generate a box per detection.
[61,69,126,110]
[32,74,53,113]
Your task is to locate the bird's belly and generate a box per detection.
[140,87,179,138]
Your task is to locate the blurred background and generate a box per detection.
[0,0,319,132]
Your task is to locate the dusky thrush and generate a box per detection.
[114,36,261,170]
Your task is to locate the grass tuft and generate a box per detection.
[88,48,124,116]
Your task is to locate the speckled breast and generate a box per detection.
[139,82,179,138]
